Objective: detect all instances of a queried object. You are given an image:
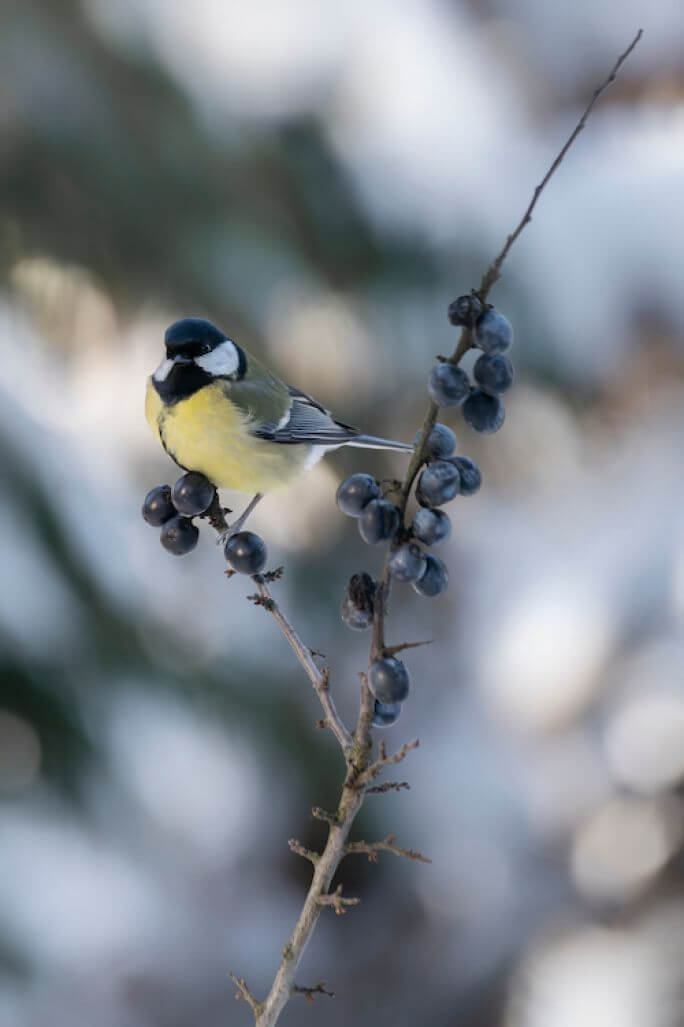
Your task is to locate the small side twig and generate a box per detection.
[345,833,431,864]
[383,639,433,657]
[230,974,263,1017]
[288,839,320,865]
[358,738,420,786]
[292,982,335,1003]
[366,780,410,794]
[316,884,360,916]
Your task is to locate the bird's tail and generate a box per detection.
[346,434,414,453]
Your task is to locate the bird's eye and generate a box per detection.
[198,344,211,355]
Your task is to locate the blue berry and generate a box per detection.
[417,460,460,506]
[474,353,514,394]
[448,293,483,327]
[368,657,410,704]
[474,308,513,354]
[358,499,400,544]
[142,484,175,526]
[428,363,470,406]
[341,572,375,630]
[388,543,427,583]
[415,422,456,459]
[224,531,267,574]
[372,700,402,728]
[462,390,505,434]
[160,515,199,556]
[336,473,381,517]
[412,554,448,597]
[171,472,216,516]
[451,456,482,495]
[412,507,451,546]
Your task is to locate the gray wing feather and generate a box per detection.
[252,385,360,445]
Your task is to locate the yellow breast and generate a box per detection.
[145,379,310,493]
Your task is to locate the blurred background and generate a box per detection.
[1,2,684,1025]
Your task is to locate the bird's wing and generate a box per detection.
[251,384,361,446]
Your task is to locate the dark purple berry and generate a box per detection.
[388,543,427,583]
[462,390,505,434]
[447,294,484,327]
[372,700,402,728]
[417,460,460,506]
[358,499,400,544]
[160,515,199,556]
[142,485,175,526]
[474,353,514,394]
[336,474,381,517]
[368,657,410,704]
[428,363,470,406]
[474,308,513,354]
[171,472,216,516]
[412,507,451,546]
[451,456,482,495]
[412,554,448,597]
[224,531,267,574]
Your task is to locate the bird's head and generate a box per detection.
[152,318,245,400]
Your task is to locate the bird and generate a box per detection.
[145,317,413,533]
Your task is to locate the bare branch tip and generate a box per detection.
[229,974,262,1017]
[317,883,360,916]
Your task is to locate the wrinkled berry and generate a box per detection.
[412,507,451,546]
[428,363,470,406]
[414,422,457,460]
[417,460,461,506]
[447,293,484,327]
[341,572,376,631]
[451,456,482,495]
[336,474,381,517]
[224,531,267,574]
[142,485,175,526]
[474,308,513,354]
[462,390,505,434]
[358,499,400,544]
[412,554,448,597]
[171,472,216,516]
[368,657,410,704]
[372,700,402,728]
[474,353,514,394]
[388,543,427,583]
[160,515,199,556]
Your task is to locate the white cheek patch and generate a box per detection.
[195,339,239,377]
[153,357,175,382]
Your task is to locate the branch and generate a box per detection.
[288,839,319,865]
[230,975,263,1018]
[316,883,361,915]
[250,577,352,752]
[366,780,410,795]
[292,982,335,1002]
[478,27,644,300]
[357,738,420,787]
[345,833,431,864]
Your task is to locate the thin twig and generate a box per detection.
[230,975,263,1017]
[366,780,411,794]
[478,28,644,300]
[345,833,431,864]
[383,639,433,657]
[292,982,335,1002]
[358,739,420,787]
[316,883,361,915]
[250,577,352,752]
[288,839,320,865]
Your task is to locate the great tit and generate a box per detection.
[146,318,412,528]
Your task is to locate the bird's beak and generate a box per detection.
[166,353,193,366]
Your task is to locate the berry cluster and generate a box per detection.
[142,472,214,555]
[430,295,514,433]
[142,472,267,575]
[336,295,514,728]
